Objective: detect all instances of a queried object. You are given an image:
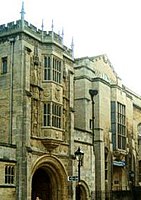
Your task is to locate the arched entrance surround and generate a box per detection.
[76,180,90,200]
[31,155,68,200]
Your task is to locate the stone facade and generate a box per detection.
[74,55,141,199]
[0,14,76,200]
[1,5,141,200]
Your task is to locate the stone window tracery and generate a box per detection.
[44,55,62,83]
[43,102,61,128]
[111,101,126,150]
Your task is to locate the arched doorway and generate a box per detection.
[76,182,90,200]
[32,167,52,200]
[31,156,68,200]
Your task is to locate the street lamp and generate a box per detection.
[75,147,84,200]
[89,89,98,152]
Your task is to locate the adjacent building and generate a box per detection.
[74,55,141,199]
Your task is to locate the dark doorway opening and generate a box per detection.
[32,168,52,200]
[76,184,87,200]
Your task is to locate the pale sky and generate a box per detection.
[0,0,141,95]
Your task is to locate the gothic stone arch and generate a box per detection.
[76,180,90,200]
[31,155,68,200]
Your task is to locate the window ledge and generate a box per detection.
[0,184,15,188]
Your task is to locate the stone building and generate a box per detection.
[0,3,77,200]
[1,3,141,200]
[74,55,141,199]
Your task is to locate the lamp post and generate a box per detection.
[75,147,84,200]
[89,89,98,152]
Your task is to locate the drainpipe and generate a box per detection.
[9,38,15,144]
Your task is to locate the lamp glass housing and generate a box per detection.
[89,89,98,98]
[75,147,84,162]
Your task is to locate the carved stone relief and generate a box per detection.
[43,88,51,102]
[54,86,61,102]
[31,86,42,137]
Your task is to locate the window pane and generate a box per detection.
[52,103,61,128]
[43,103,50,126]
[5,165,15,184]
[52,57,61,83]
[2,57,7,74]
[116,102,126,150]
[44,56,51,80]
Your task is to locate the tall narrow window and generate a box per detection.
[44,56,51,80]
[52,103,61,128]
[111,101,126,150]
[2,57,7,74]
[53,57,61,83]
[117,102,126,149]
[43,103,51,126]
[111,101,116,149]
[5,165,15,184]
[105,150,108,180]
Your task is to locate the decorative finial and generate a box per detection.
[20,1,25,28]
[71,37,74,50]
[51,19,54,32]
[61,27,64,44]
[41,19,44,41]
[61,27,64,38]
[71,37,74,58]
[41,19,44,31]
[20,1,25,21]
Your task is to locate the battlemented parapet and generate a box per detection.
[0,19,73,57]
